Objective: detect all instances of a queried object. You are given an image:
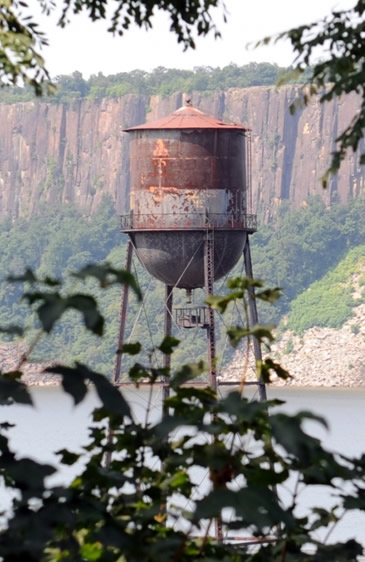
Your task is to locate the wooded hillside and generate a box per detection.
[1,195,363,376]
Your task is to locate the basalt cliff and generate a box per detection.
[0,86,364,221]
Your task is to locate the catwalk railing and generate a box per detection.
[120,212,257,232]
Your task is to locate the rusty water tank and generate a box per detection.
[122,103,256,289]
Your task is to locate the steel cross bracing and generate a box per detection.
[107,230,269,545]
[112,239,133,385]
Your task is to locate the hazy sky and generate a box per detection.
[35,0,355,78]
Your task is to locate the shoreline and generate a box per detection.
[2,339,364,389]
[20,375,365,389]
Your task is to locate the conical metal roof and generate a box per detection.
[125,102,248,131]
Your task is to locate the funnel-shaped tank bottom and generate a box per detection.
[130,231,247,289]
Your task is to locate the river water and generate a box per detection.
[0,386,365,551]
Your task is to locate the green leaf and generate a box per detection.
[194,486,295,530]
[219,392,281,421]
[47,363,132,417]
[73,263,142,300]
[80,542,103,561]
[169,361,205,390]
[67,294,104,336]
[226,324,274,347]
[87,367,132,417]
[256,287,282,303]
[158,335,180,355]
[46,364,88,405]
[6,458,55,487]
[36,294,66,333]
[0,373,33,406]
[205,294,236,313]
[257,358,292,383]
[0,325,24,337]
[8,268,37,283]
[128,362,151,383]
[226,326,250,347]
[56,449,81,465]
[119,342,142,355]
[315,540,363,561]
[23,292,104,335]
[270,411,328,462]
[227,277,263,290]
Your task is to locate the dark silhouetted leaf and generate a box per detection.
[0,325,24,337]
[48,362,132,418]
[169,361,205,390]
[73,263,142,300]
[158,336,180,355]
[46,364,88,405]
[67,294,104,336]
[8,268,37,283]
[56,449,81,466]
[0,374,33,406]
[119,342,142,355]
[256,287,282,303]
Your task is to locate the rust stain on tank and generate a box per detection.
[152,139,169,157]
[150,139,170,189]
[126,105,253,238]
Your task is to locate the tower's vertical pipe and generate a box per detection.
[163,285,173,413]
[243,237,267,401]
[247,130,253,216]
[204,230,217,393]
[112,238,133,385]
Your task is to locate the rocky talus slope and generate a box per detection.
[0,342,60,386]
[221,302,365,388]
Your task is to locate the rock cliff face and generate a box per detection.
[0,86,363,221]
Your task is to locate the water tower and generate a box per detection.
[113,102,266,400]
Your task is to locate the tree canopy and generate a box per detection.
[0,0,224,95]
[2,0,365,179]
[0,63,291,104]
[0,195,364,372]
[267,0,365,182]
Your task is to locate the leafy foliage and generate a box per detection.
[58,0,223,50]
[286,244,365,333]
[263,0,365,183]
[0,0,52,94]
[0,195,364,375]
[0,270,365,560]
[0,62,291,104]
[0,0,227,95]
[251,196,365,324]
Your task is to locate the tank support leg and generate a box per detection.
[112,238,134,385]
[243,236,267,401]
[105,238,133,468]
[244,237,282,539]
[163,285,173,413]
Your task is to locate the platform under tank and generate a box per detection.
[122,103,256,289]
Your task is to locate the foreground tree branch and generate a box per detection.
[262,0,365,185]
